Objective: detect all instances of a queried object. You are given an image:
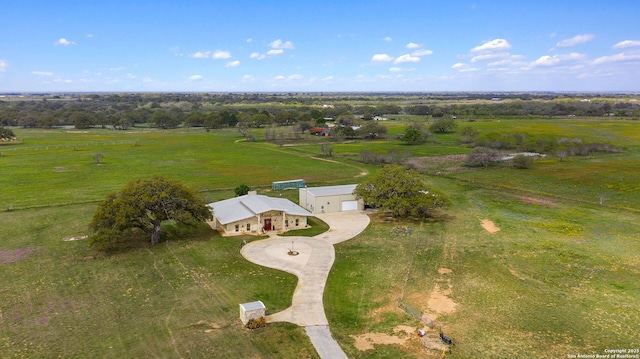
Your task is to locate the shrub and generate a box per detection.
[245,317,267,330]
[512,154,534,169]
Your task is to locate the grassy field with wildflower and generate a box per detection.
[1,117,639,358]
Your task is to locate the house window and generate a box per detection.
[235,224,239,232]
[247,223,251,231]
[295,218,299,226]
[285,220,289,228]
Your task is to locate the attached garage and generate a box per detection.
[341,200,359,211]
[299,184,364,214]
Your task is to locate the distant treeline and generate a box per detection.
[1,93,638,129]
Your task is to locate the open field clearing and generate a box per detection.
[0,128,367,209]
[1,118,639,358]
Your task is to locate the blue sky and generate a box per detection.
[1,1,639,92]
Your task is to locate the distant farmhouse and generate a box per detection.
[207,192,312,236]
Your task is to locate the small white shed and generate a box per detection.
[239,301,266,325]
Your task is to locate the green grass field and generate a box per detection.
[1,120,639,358]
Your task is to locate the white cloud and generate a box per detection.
[323,75,334,81]
[267,49,284,56]
[593,53,640,65]
[531,55,560,67]
[189,75,203,81]
[250,52,265,60]
[613,40,640,49]
[556,34,594,47]
[288,74,303,80]
[451,63,477,72]
[226,60,240,67]
[531,53,586,67]
[389,67,402,72]
[55,38,75,46]
[246,38,253,43]
[270,39,294,49]
[394,54,420,64]
[406,42,421,49]
[371,53,394,63]
[213,50,232,59]
[383,36,392,42]
[86,34,94,38]
[471,52,508,63]
[191,51,210,59]
[412,49,433,56]
[0,60,7,72]
[126,73,136,79]
[471,39,511,52]
[32,71,54,76]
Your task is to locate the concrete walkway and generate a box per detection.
[241,211,370,358]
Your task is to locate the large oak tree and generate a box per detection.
[89,176,211,250]
[354,165,448,219]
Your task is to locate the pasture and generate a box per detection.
[1,118,639,358]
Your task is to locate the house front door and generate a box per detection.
[264,218,272,231]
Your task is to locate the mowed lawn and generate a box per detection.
[2,119,640,358]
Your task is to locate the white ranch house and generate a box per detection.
[299,184,363,214]
[207,192,312,236]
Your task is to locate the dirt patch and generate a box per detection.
[351,325,415,351]
[53,166,69,172]
[521,196,557,207]
[438,268,452,275]
[427,284,457,316]
[0,247,37,264]
[508,268,525,281]
[405,155,468,174]
[190,320,221,333]
[480,219,500,234]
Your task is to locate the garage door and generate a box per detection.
[341,200,358,211]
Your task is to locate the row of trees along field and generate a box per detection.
[1,93,638,129]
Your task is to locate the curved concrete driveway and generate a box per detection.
[240,211,370,357]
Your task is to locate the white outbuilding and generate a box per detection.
[239,301,266,325]
[298,184,363,214]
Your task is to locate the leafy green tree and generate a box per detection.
[354,165,448,219]
[357,121,387,139]
[71,111,94,129]
[152,110,181,129]
[89,176,211,249]
[0,127,15,140]
[429,118,457,133]
[459,125,479,144]
[234,184,251,196]
[400,123,431,145]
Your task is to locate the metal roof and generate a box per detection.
[239,301,265,311]
[208,194,312,225]
[303,184,357,197]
